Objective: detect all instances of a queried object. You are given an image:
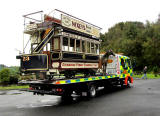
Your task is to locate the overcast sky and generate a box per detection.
[0,0,159,66]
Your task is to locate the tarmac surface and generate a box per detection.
[1,79,160,116]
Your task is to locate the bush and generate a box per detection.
[153,66,159,77]
[0,68,10,85]
[0,68,20,85]
[9,75,19,84]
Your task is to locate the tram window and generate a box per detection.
[43,46,46,51]
[31,32,41,44]
[76,40,81,52]
[95,44,99,54]
[32,44,37,51]
[54,38,59,50]
[48,43,51,51]
[82,41,85,52]
[70,38,75,51]
[43,43,50,51]
[87,42,90,53]
[91,43,95,53]
[62,37,68,51]
[31,34,38,44]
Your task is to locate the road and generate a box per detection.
[1,79,160,116]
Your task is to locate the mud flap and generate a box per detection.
[124,76,133,85]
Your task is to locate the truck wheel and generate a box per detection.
[87,85,96,98]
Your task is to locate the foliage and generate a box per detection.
[0,68,10,85]
[101,15,160,71]
[0,85,29,90]
[0,65,35,85]
[0,64,7,71]
[0,67,20,85]
[153,66,159,77]
[8,66,20,84]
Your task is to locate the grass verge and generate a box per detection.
[0,85,29,90]
[133,73,160,79]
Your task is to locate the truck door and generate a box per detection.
[120,57,132,75]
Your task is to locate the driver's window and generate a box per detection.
[121,59,125,69]
[126,59,132,69]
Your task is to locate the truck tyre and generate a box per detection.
[87,85,96,98]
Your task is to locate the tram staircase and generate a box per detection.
[33,28,54,53]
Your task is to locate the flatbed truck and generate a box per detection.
[17,9,133,98]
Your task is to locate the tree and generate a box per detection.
[156,14,160,24]
[100,21,145,70]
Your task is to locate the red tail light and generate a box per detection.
[29,87,34,90]
[56,88,62,92]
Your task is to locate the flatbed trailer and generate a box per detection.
[25,75,133,98]
[20,54,133,98]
